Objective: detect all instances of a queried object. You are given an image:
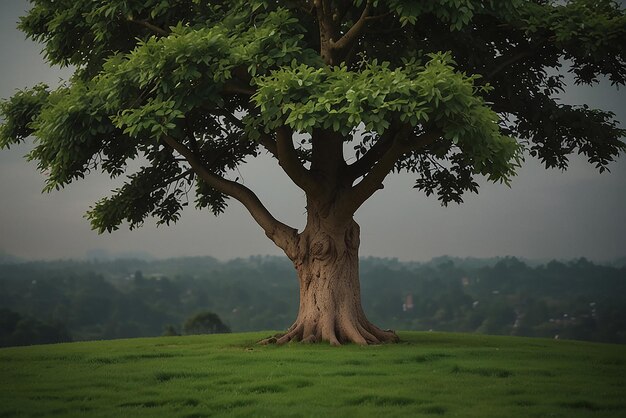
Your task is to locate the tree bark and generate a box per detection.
[260,209,399,346]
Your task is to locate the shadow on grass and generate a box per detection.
[451,365,513,378]
[560,400,625,412]
[118,398,200,408]
[393,352,454,364]
[154,371,214,383]
[422,405,447,415]
[88,352,180,365]
[245,384,286,394]
[345,394,419,407]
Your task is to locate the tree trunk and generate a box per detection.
[261,214,399,346]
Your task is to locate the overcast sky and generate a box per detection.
[1,1,625,262]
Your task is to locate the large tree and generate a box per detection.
[1,0,625,345]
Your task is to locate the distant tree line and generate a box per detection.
[0,308,71,347]
[0,255,624,347]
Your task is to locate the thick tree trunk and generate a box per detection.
[261,214,399,346]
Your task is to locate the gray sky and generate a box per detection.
[1,1,625,262]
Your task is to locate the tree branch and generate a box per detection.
[162,135,299,257]
[485,37,555,81]
[363,11,393,22]
[340,128,441,215]
[184,120,200,154]
[322,0,331,14]
[315,0,339,64]
[168,168,194,185]
[346,131,395,182]
[335,0,354,23]
[329,1,372,56]
[486,50,534,80]
[221,82,256,96]
[310,128,344,186]
[275,126,320,194]
[257,133,278,158]
[127,19,170,37]
[398,129,442,155]
[209,107,245,131]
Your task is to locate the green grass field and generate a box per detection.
[1,331,625,417]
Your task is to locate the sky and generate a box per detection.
[0,1,625,262]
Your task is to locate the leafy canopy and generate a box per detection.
[1,0,624,235]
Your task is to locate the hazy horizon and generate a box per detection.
[2,247,625,266]
[1,1,625,263]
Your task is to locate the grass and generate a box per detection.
[1,331,625,417]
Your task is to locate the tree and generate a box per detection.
[1,0,624,345]
[163,324,181,336]
[183,311,231,335]
[0,309,72,348]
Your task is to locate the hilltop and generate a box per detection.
[1,331,624,417]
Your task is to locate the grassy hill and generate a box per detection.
[1,332,624,417]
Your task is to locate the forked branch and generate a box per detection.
[324,1,393,64]
[127,18,170,36]
[340,128,441,215]
[275,126,320,194]
[257,133,279,158]
[329,2,372,54]
[346,132,395,182]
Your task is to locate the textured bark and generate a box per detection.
[260,213,398,346]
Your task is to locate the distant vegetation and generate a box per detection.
[0,255,625,347]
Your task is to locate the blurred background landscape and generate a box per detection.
[2,253,624,347]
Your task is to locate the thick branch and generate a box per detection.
[329,2,371,54]
[335,0,354,22]
[315,0,340,64]
[340,128,441,215]
[485,36,555,81]
[184,120,200,154]
[275,126,320,194]
[310,128,345,189]
[486,50,534,80]
[327,4,391,64]
[397,129,442,155]
[346,132,395,182]
[210,107,245,131]
[221,82,256,96]
[258,133,278,158]
[169,168,194,185]
[127,19,169,37]
[162,135,299,256]
[322,0,331,14]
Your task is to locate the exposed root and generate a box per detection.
[368,325,400,343]
[357,323,380,344]
[257,319,399,346]
[257,216,400,347]
[277,323,303,344]
[258,337,276,345]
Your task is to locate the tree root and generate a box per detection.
[258,320,399,346]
